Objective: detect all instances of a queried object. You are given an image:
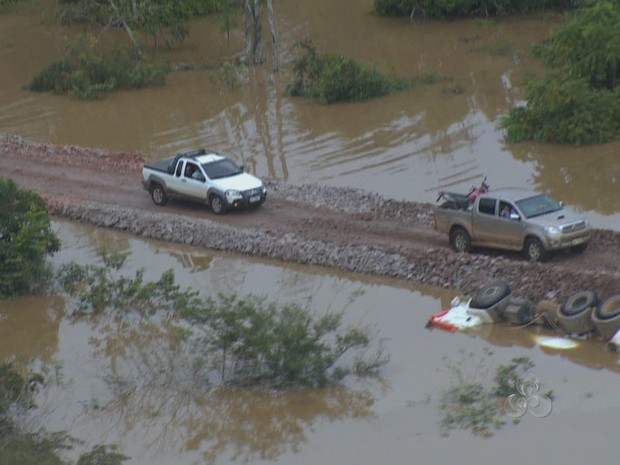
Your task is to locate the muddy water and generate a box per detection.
[1,0,620,229]
[2,2,620,462]
[1,221,619,465]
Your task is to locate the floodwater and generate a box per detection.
[2,221,620,465]
[2,1,620,464]
[2,0,620,229]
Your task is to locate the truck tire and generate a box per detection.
[523,237,546,262]
[150,183,168,206]
[561,290,598,316]
[470,280,511,309]
[591,294,620,340]
[554,290,596,334]
[449,227,471,253]
[209,194,225,214]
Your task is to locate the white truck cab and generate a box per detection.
[142,149,267,214]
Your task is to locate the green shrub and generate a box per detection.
[58,249,389,388]
[183,293,388,387]
[286,41,411,103]
[500,1,620,144]
[28,36,169,99]
[0,363,128,465]
[210,61,248,91]
[373,0,577,18]
[0,178,60,298]
[500,73,620,144]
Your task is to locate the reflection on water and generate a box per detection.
[3,222,620,464]
[0,295,64,364]
[72,305,377,464]
[2,1,620,229]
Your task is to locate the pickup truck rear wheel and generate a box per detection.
[449,227,471,253]
[150,183,168,206]
[209,194,225,214]
[524,237,546,262]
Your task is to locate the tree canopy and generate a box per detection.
[501,0,620,144]
[0,178,60,298]
[373,0,575,18]
[57,0,219,52]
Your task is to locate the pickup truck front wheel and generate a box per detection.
[150,183,168,206]
[449,227,471,253]
[524,237,546,262]
[209,194,225,215]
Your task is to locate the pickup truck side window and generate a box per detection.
[478,198,496,216]
[175,161,183,177]
[184,162,205,182]
[499,201,516,218]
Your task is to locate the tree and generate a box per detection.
[0,178,60,298]
[243,0,278,70]
[58,250,388,388]
[57,0,215,55]
[373,0,576,18]
[533,0,620,91]
[0,362,128,465]
[501,0,620,144]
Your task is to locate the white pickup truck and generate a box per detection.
[141,149,267,214]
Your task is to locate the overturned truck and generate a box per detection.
[427,280,620,350]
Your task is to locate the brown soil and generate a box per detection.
[2,133,620,307]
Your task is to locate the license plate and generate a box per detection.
[249,195,261,203]
[570,237,584,246]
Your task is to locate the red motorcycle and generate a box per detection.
[436,177,489,210]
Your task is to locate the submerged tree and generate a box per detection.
[242,0,278,71]
[0,178,60,298]
[56,0,219,54]
[58,249,388,388]
[0,362,129,464]
[501,0,620,144]
[286,41,426,103]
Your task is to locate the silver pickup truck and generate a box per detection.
[434,187,591,261]
[142,149,267,214]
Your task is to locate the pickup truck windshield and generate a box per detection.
[515,194,562,218]
[203,158,242,179]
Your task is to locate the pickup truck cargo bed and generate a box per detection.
[143,158,173,173]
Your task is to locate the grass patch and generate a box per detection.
[474,38,513,57]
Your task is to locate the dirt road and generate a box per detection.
[2,133,619,305]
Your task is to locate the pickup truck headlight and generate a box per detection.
[225,189,243,203]
[544,226,562,239]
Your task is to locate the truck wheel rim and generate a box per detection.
[455,235,466,251]
[212,197,222,212]
[529,243,540,260]
[154,189,163,203]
